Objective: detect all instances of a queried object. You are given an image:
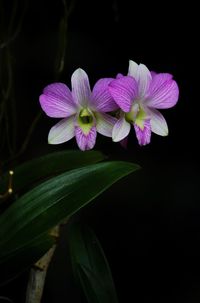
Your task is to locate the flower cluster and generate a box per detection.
[39,60,179,150]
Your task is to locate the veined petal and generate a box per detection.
[151,72,172,81]
[147,73,179,109]
[112,116,131,142]
[148,108,168,136]
[134,119,151,146]
[75,126,97,151]
[116,73,124,79]
[137,64,152,97]
[91,78,118,112]
[48,116,75,144]
[109,76,138,112]
[128,60,152,98]
[128,60,139,78]
[95,112,117,137]
[39,83,76,118]
[71,68,91,107]
[153,73,173,82]
[151,71,157,78]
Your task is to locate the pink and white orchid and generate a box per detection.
[39,68,117,150]
[109,60,179,145]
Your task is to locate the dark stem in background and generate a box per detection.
[0,0,28,162]
[9,111,42,162]
[1,0,76,169]
[0,296,13,303]
[0,0,26,50]
[0,170,13,203]
[25,1,76,302]
[54,0,76,79]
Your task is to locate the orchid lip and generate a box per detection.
[79,108,93,124]
[125,103,140,123]
[77,107,95,135]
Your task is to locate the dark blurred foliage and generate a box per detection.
[0,0,199,302]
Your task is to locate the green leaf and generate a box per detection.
[68,223,119,303]
[0,161,139,284]
[0,161,139,255]
[0,150,105,194]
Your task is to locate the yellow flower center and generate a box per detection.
[125,103,147,130]
[79,108,93,124]
[78,108,94,134]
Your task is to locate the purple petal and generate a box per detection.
[91,78,118,112]
[148,108,168,136]
[112,116,131,142]
[71,68,91,107]
[96,112,116,137]
[147,73,179,109]
[109,76,138,112]
[116,73,124,79]
[151,73,173,85]
[39,83,76,118]
[151,71,157,78]
[128,60,152,97]
[48,116,75,144]
[134,119,151,146]
[151,71,172,80]
[75,126,97,151]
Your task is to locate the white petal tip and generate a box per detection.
[48,138,56,145]
[74,67,86,75]
[112,137,119,143]
[112,135,122,142]
[157,129,168,137]
[129,59,138,65]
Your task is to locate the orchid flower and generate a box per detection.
[109,60,179,145]
[39,68,118,150]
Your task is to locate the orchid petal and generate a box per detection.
[109,76,138,112]
[71,68,91,107]
[128,60,139,78]
[91,78,118,112]
[112,116,131,142]
[137,64,152,97]
[116,73,124,79]
[151,71,157,78]
[128,60,152,97]
[39,83,76,118]
[48,116,75,144]
[147,73,179,109]
[148,108,168,136]
[134,119,151,146]
[95,112,117,137]
[75,126,97,151]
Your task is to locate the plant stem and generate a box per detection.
[25,226,60,303]
[25,246,56,303]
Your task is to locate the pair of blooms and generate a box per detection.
[39,60,179,150]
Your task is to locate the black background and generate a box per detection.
[0,0,199,302]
